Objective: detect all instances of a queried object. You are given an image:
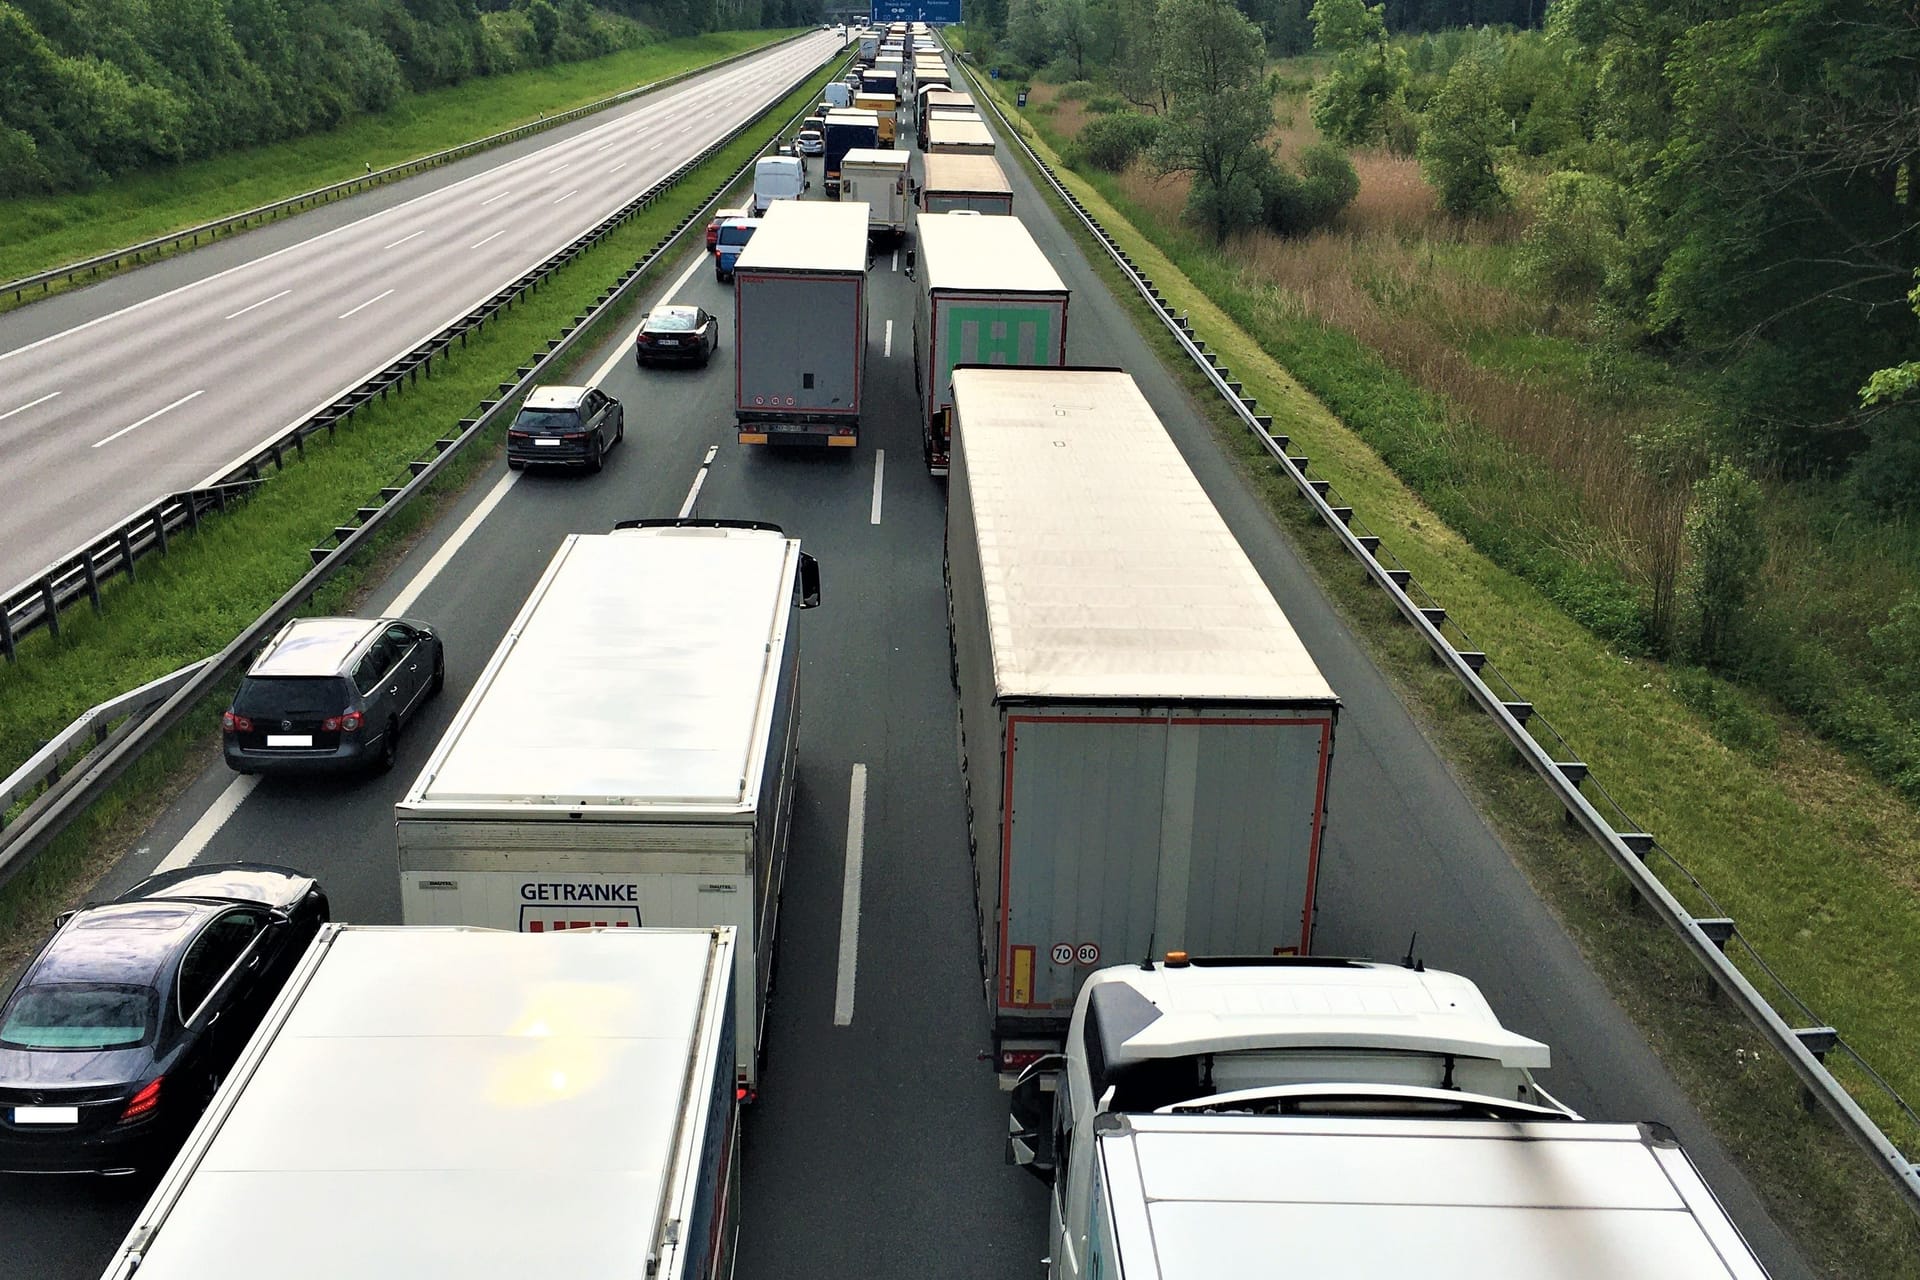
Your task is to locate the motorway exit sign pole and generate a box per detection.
[870,0,960,21]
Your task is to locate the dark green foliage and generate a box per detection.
[1682,460,1765,667]
[1261,141,1357,236]
[1515,171,1627,305]
[1416,42,1505,216]
[1308,0,1406,146]
[1666,667,1778,762]
[1151,0,1273,244]
[1069,109,1160,170]
[1058,77,1094,98]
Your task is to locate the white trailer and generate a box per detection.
[918,152,1012,216]
[946,368,1339,1078]
[102,925,745,1280]
[395,520,821,1090]
[912,213,1067,474]
[927,115,995,155]
[1009,957,1770,1280]
[839,148,910,242]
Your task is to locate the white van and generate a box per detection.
[753,155,806,214]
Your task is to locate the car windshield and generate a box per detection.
[0,984,154,1050]
[647,310,698,332]
[717,225,756,247]
[234,676,350,717]
[513,408,581,432]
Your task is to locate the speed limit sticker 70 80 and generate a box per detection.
[1051,943,1074,966]
[1051,942,1102,966]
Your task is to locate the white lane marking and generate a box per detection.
[0,391,59,421]
[870,449,884,525]
[610,161,629,173]
[149,774,259,874]
[883,318,893,357]
[589,243,714,384]
[338,288,395,320]
[677,445,719,518]
[550,161,570,173]
[891,250,899,272]
[386,468,520,615]
[382,229,428,250]
[481,189,513,206]
[471,230,508,250]
[833,762,869,1026]
[595,141,617,153]
[93,389,205,448]
[647,141,663,151]
[223,289,292,321]
[553,188,578,205]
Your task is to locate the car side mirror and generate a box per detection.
[796,553,822,609]
[1007,1054,1066,1183]
[53,909,77,930]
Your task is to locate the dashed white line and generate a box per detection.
[883,319,893,357]
[481,189,513,206]
[891,250,899,272]
[338,288,395,320]
[833,762,869,1026]
[386,468,520,616]
[678,445,720,518]
[382,229,427,250]
[550,162,571,173]
[223,289,292,321]
[595,141,617,153]
[0,391,60,421]
[554,188,578,205]
[610,161,629,173]
[471,230,508,250]
[92,389,205,449]
[149,775,259,875]
[870,449,885,525]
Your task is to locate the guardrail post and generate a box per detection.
[38,578,59,639]
[82,556,101,612]
[152,506,169,556]
[1793,1028,1840,1113]
[1,610,15,663]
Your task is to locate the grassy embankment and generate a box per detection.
[0,28,803,287]
[953,47,1920,1279]
[0,56,846,979]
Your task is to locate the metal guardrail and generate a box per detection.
[956,56,1920,1218]
[0,33,842,664]
[0,47,848,891]
[0,31,814,304]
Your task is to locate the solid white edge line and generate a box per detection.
[588,242,714,385]
[92,389,205,449]
[883,318,892,358]
[383,229,428,250]
[223,289,292,321]
[833,762,868,1026]
[337,288,396,320]
[0,390,60,421]
[870,449,884,525]
[150,775,258,874]
[386,468,521,616]
[471,230,508,250]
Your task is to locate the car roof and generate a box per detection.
[646,304,701,321]
[28,900,223,988]
[125,863,316,913]
[249,617,384,677]
[521,385,591,411]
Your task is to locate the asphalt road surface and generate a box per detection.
[0,74,1815,1280]
[0,29,845,594]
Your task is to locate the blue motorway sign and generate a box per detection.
[870,0,961,21]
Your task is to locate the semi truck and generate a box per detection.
[918,152,1013,216]
[394,520,821,1092]
[912,213,1067,474]
[858,30,879,59]
[852,91,898,146]
[101,925,746,1280]
[927,115,995,155]
[839,149,910,243]
[1007,955,1771,1280]
[918,88,975,141]
[946,367,1340,1079]
[732,199,869,448]
[822,107,880,196]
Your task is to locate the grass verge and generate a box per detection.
[0,28,802,287]
[971,71,1920,1279]
[0,56,845,980]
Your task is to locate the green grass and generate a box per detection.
[0,28,801,286]
[0,56,846,978]
[972,72,1920,1279]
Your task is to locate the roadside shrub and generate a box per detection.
[1070,111,1162,171]
[1261,143,1359,237]
[1418,46,1508,217]
[1515,171,1629,306]
[1058,79,1096,100]
[1847,403,1920,516]
[1378,97,1420,157]
[1183,167,1265,239]
[1084,93,1125,114]
[1870,591,1920,719]
[1683,460,1767,667]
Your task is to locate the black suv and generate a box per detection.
[506,385,624,472]
[222,617,444,775]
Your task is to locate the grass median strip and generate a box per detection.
[972,75,1920,1279]
[0,58,842,973]
[0,28,803,288]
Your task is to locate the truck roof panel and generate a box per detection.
[920,152,1010,195]
[919,213,1063,294]
[122,927,730,1280]
[735,198,870,275]
[952,368,1336,703]
[414,529,794,808]
[928,117,995,147]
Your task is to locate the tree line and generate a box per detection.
[0,0,818,196]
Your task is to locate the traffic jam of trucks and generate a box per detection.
[39,23,1780,1280]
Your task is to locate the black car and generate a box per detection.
[506,384,625,472]
[635,305,719,368]
[0,864,329,1174]
[222,615,444,775]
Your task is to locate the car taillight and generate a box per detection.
[118,1078,161,1124]
[222,711,252,733]
[999,1048,1051,1074]
[321,711,364,732]
[508,430,529,441]
[636,333,654,344]
[561,432,587,441]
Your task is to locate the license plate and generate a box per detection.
[13,1107,78,1125]
[658,338,680,346]
[534,438,561,447]
[266,734,312,747]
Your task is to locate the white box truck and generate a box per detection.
[752,154,805,214]
[839,148,910,243]
[395,520,821,1091]
[918,152,1012,216]
[101,925,746,1280]
[913,213,1068,475]
[733,198,869,448]
[1007,956,1770,1280]
[927,115,995,155]
[947,367,1339,1079]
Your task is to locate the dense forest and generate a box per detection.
[0,0,821,194]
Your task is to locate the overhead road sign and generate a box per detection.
[871,0,960,22]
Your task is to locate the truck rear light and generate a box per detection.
[999,1048,1051,1074]
[321,711,364,732]
[222,711,252,733]
[118,1077,161,1124]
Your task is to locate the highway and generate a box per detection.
[0,71,1815,1280]
[0,29,845,594]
